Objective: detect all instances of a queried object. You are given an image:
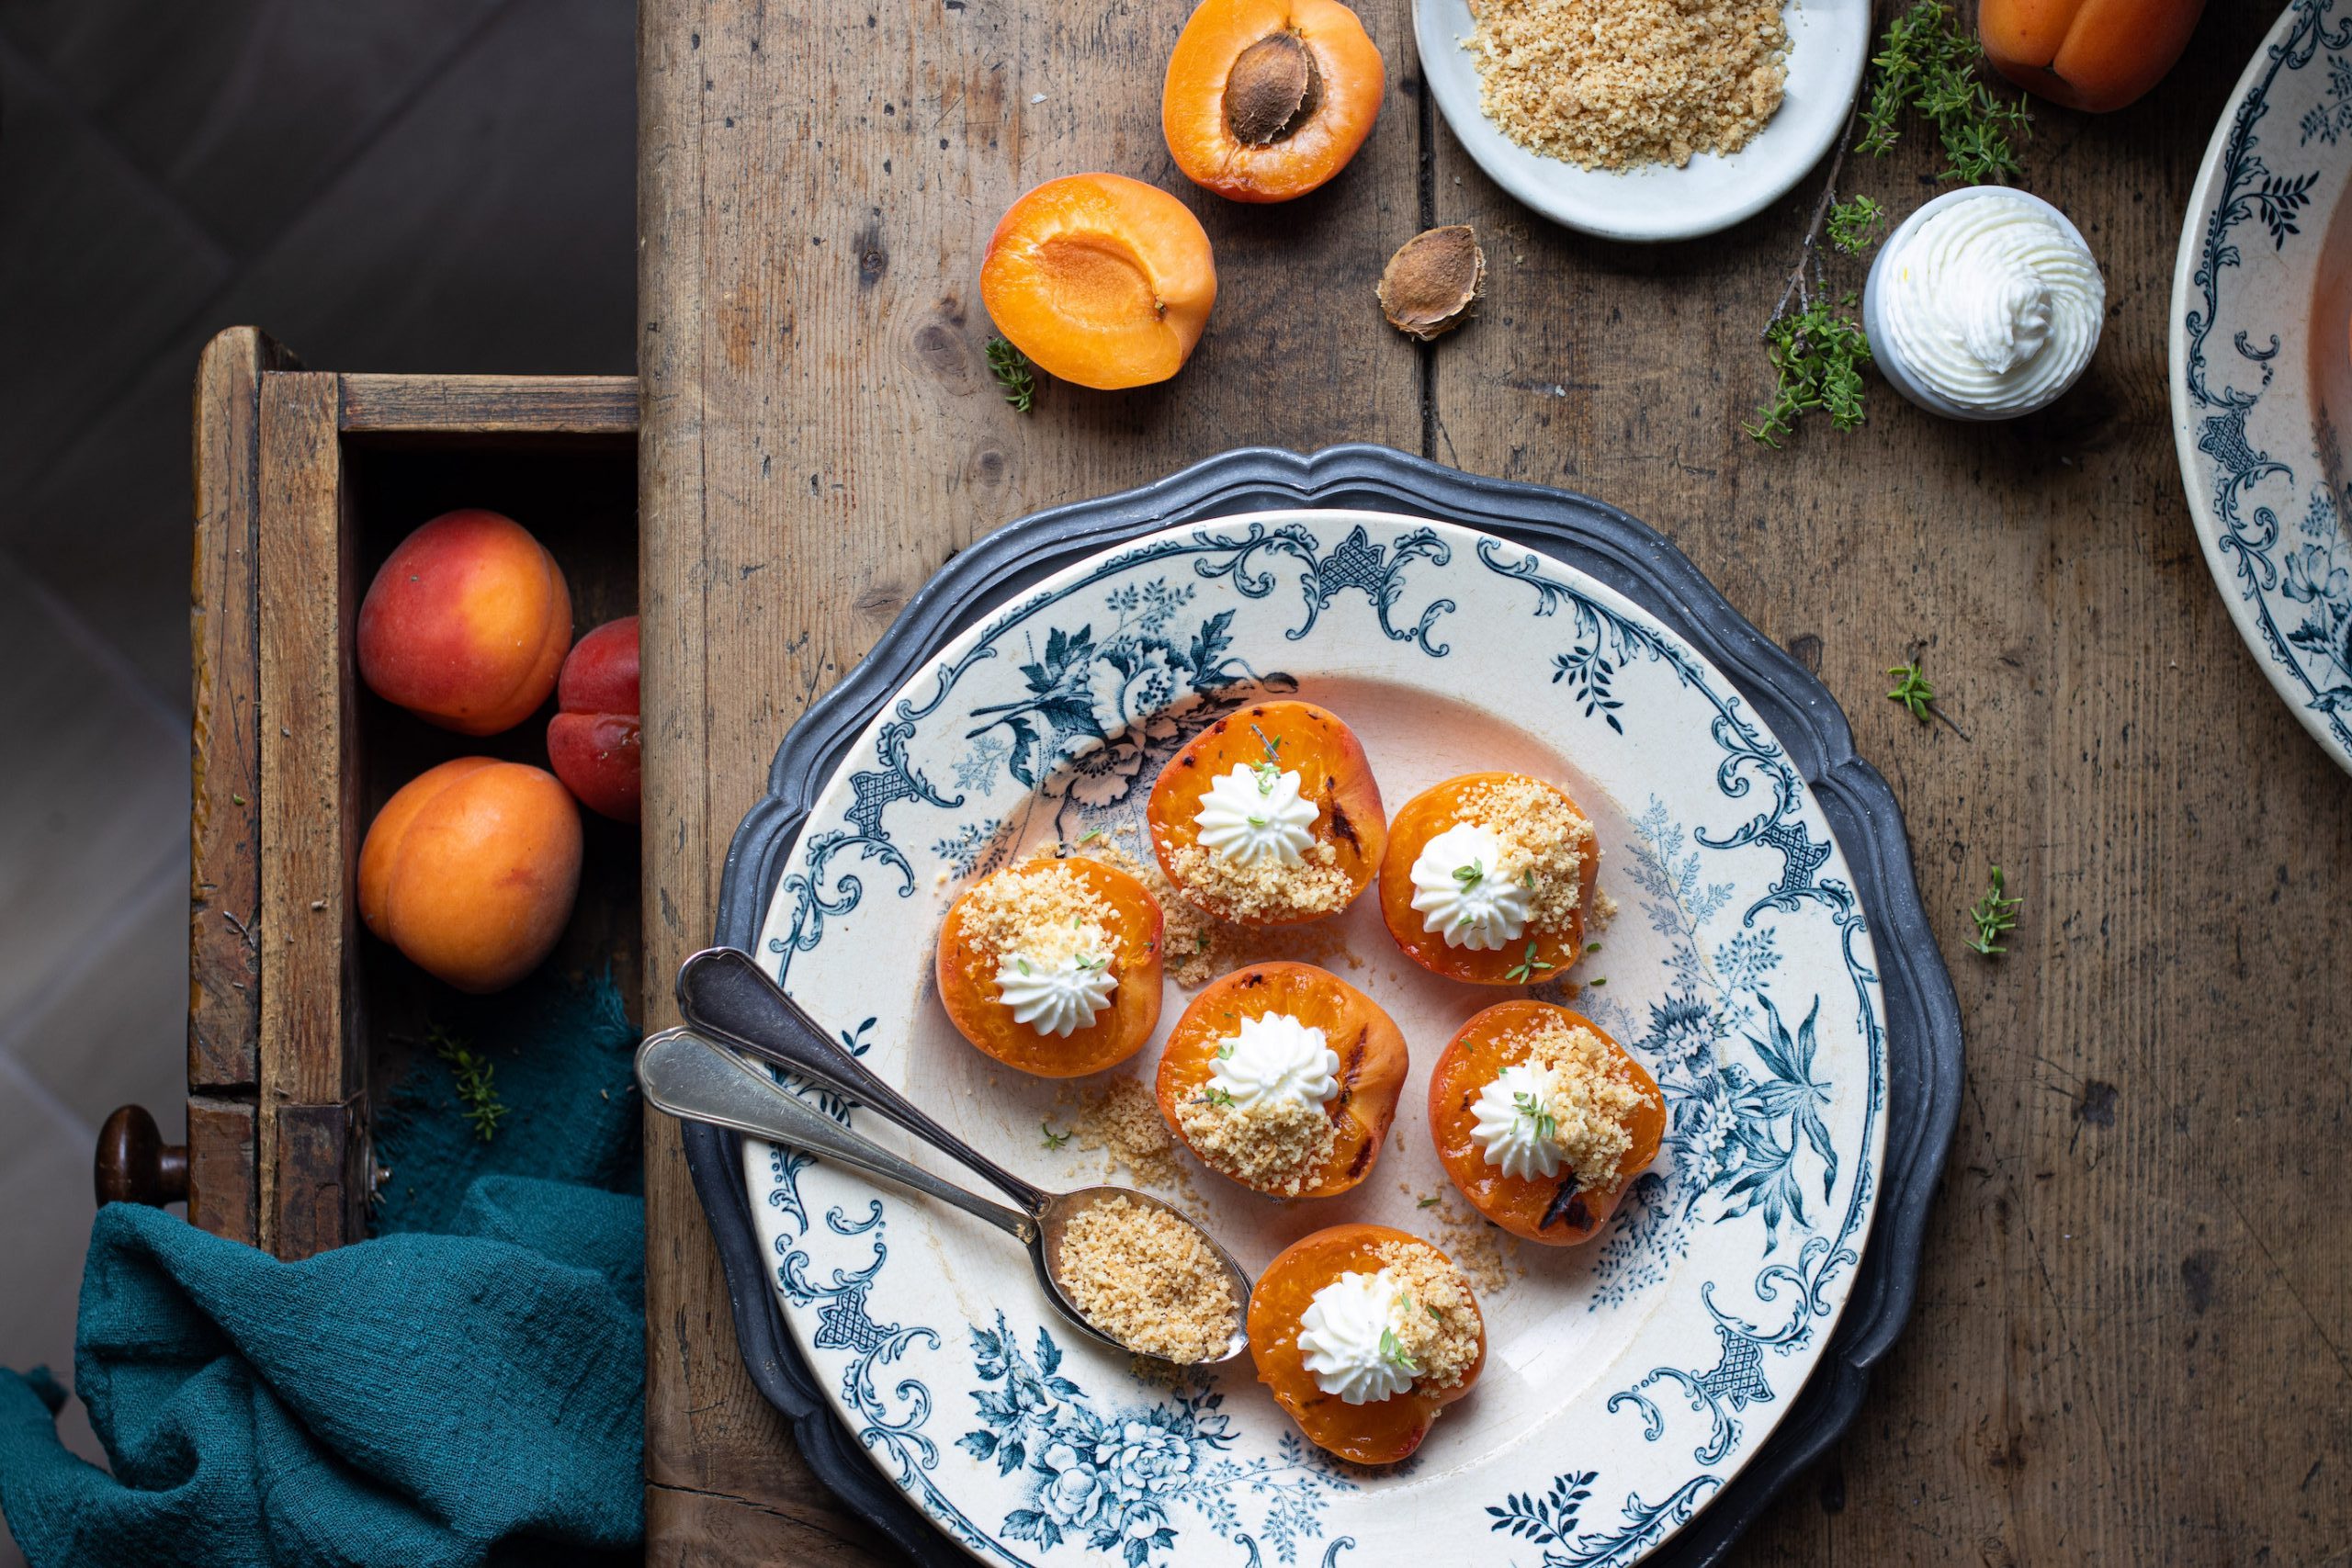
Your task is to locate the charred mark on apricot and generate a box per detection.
[1241,971,1266,988]
[1540,1172,1589,1232]
[1328,799,1360,851]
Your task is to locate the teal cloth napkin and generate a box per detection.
[0,972,646,1568]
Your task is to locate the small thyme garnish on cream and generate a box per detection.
[1453,859,1486,887]
[1512,1089,1559,1145]
[1378,1325,1420,1375]
[1198,1086,1237,1109]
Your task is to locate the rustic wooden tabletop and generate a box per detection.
[635,2,2351,1562]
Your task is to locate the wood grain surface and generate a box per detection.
[637,1,2351,1561]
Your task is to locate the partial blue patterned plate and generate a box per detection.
[735,509,1888,1567]
[2171,0,2352,773]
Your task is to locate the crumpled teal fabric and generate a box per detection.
[0,973,645,1568]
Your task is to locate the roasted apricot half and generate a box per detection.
[1156,961,1407,1198]
[1378,771,1598,985]
[1163,0,1385,203]
[979,174,1217,390]
[1147,699,1385,925]
[1249,1224,1485,1463]
[1429,1001,1664,1245]
[935,855,1164,1077]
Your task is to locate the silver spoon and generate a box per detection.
[659,949,1253,1364]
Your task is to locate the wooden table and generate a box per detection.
[635,3,2351,1561]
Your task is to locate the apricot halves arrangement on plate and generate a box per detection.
[979,174,1218,390]
[1157,960,1408,1198]
[1148,699,1385,925]
[935,855,1165,1077]
[1429,1000,1664,1245]
[1162,0,1385,203]
[1250,1224,1487,1463]
[1378,770,1599,985]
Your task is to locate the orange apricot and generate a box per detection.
[935,856,1165,1077]
[1146,699,1385,925]
[1979,0,2203,114]
[1163,0,1385,202]
[1428,1001,1664,1245]
[357,757,582,994]
[1156,961,1408,1197]
[1377,772,1596,985]
[1249,1224,1486,1463]
[979,174,1216,390]
[357,509,572,736]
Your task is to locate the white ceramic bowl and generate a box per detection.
[1413,0,1870,243]
[1862,186,2103,423]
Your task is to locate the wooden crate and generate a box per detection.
[96,327,641,1259]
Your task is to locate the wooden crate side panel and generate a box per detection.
[339,374,639,434]
[189,327,294,1093]
[256,370,365,1258]
[185,1097,258,1243]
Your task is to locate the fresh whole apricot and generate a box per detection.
[980,174,1217,390]
[1249,1224,1485,1463]
[1979,0,2205,114]
[357,509,572,736]
[1163,0,1385,203]
[548,615,641,823]
[358,757,582,994]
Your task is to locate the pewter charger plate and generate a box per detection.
[685,446,1961,1568]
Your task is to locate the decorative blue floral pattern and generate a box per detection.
[2180,0,2352,760]
[748,513,1885,1566]
[958,1315,1353,1566]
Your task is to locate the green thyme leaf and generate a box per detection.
[1504,941,1555,985]
[986,336,1036,412]
[1747,293,1871,447]
[429,1025,508,1143]
[1857,1,2029,183]
[1041,1122,1073,1151]
[1887,660,1936,722]
[1453,859,1485,887]
[1826,195,1887,255]
[1965,864,2023,956]
[1417,1194,1442,1209]
[1378,1326,1420,1374]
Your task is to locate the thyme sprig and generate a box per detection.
[1747,294,1871,447]
[1886,650,1970,738]
[986,336,1036,413]
[428,1025,508,1143]
[1378,1325,1420,1374]
[1041,1122,1073,1151]
[1826,195,1885,255]
[1858,1,2030,184]
[1965,866,2022,956]
[1512,1089,1559,1145]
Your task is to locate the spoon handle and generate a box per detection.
[636,1027,1035,1242]
[675,946,1049,1213]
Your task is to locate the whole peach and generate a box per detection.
[357,510,572,736]
[358,758,582,993]
[547,615,641,823]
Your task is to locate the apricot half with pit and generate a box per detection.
[1163,0,1385,203]
[979,174,1216,390]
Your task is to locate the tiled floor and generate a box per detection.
[0,4,633,1561]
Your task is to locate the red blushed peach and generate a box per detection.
[357,509,572,736]
[548,615,641,823]
[358,757,582,993]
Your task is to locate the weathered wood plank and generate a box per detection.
[1427,6,2351,1566]
[639,0,1423,1544]
[339,373,639,435]
[256,370,365,1258]
[185,1097,258,1244]
[190,327,295,1095]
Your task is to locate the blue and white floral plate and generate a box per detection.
[2171,0,2352,774]
[737,510,1888,1567]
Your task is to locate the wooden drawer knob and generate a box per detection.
[95,1105,188,1208]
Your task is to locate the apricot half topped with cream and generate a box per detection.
[1156,961,1406,1198]
[1249,1224,1485,1463]
[1147,700,1384,925]
[1378,771,1597,985]
[1429,1001,1664,1245]
[1161,0,1385,204]
[935,855,1163,1077]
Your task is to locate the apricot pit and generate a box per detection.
[1378,225,1484,342]
[1164,0,1385,203]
